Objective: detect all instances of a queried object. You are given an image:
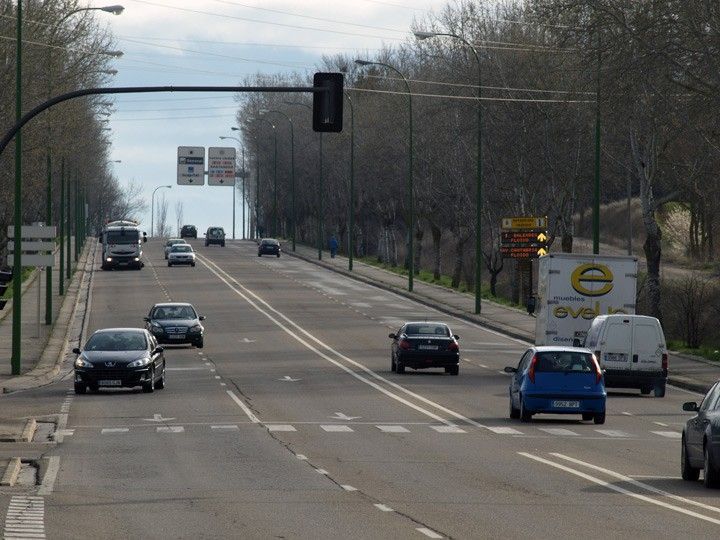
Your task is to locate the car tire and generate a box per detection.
[520,397,532,423]
[640,386,652,395]
[391,355,396,372]
[88,383,99,393]
[396,361,405,374]
[221,241,225,247]
[191,262,196,267]
[582,412,594,421]
[258,253,262,257]
[196,338,204,349]
[277,253,280,258]
[205,241,209,247]
[654,381,666,398]
[167,262,172,267]
[681,436,700,481]
[704,443,720,488]
[155,372,165,390]
[74,383,86,395]
[142,370,155,393]
[593,412,606,425]
[450,365,459,376]
[509,396,520,420]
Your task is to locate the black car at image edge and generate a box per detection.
[681,380,720,488]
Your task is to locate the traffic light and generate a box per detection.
[313,72,343,133]
[0,269,12,310]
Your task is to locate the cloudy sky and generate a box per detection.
[93,0,450,237]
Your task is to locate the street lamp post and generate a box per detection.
[344,91,355,271]
[355,59,414,291]
[150,185,172,237]
[219,135,246,241]
[415,31,483,313]
[253,117,277,239]
[262,110,296,251]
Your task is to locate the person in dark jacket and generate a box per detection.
[329,235,339,258]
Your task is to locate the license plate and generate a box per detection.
[418,345,438,350]
[169,335,185,339]
[552,400,580,408]
[98,380,122,386]
[605,352,628,363]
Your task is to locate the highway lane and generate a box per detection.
[1,238,718,539]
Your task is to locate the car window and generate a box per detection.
[404,324,449,336]
[535,351,594,373]
[85,332,147,351]
[171,245,192,252]
[518,350,532,371]
[151,306,196,319]
[700,383,720,412]
[585,321,601,348]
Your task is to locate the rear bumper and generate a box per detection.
[604,369,667,389]
[168,258,195,265]
[397,351,459,369]
[523,393,606,414]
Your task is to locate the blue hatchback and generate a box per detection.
[505,346,607,424]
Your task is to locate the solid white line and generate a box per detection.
[267,425,297,432]
[552,453,720,515]
[374,504,394,512]
[101,428,129,434]
[226,390,260,424]
[341,485,357,491]
[211,425,239,430]
[652,431,681,439]
[416,527,443,538]
[38,456,59,495]
[621,411,633,416]
[653,422,669,427]
[519,452,720,525]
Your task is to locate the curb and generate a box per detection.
[284,248,534,344]
[0,457,21,486]
[667,375,712,395]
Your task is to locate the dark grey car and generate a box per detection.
[144,302,205,348]
[682,381,720,488]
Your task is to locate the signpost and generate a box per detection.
[177,146,205,185]
[208,147,236,186]
[500,217,548,308]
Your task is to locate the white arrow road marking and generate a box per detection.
[329,412,361,421]
[279,376,301,382]
[144,414,176,423]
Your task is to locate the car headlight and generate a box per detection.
[74,357,93,369]
[189,324,203,333]
[127,357,151,368]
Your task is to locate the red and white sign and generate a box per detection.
[208,147,236,186]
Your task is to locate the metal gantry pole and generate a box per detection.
[593,32,602,255]
[11,0,23,374]
[319,132,324,261]
[242,147,246,240]
[255,135,260,240]
[264,110,296,251]
[273,127,278,238]
[59,157,65,296]
[66,174,72,278]
[232,166,236,240]
[345,92,355,271]
[45,151,52,324]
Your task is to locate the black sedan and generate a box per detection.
[73,328,165,394]
[144,302,205,348]
[180,224,197,238]
[258,238,281,257]
[681,380,720,488]
[389,322,460,375]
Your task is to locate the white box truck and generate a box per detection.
[534,253,638,347]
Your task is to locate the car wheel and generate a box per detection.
[258,253,262,257]
[167,262,172,267]
[396,361,405,374]
[593,412,606,425]
[520,397,532,423]
[704,443,720,488]
[74,383,86,395]
[391,355,396,372]
[277,253,280,258]
[654,381,666,398]
[640,386,652,395]
[582,412,594,421]
[450,365,459,376]
[88,383,99,393]
[191,262,196,267]
[196,338,204,349]
[142,369,155,393]
[205,242,209,247]
[155,371,165,390]
[681,435,700,481]
[509,396,520,420]
[221,242,225,247]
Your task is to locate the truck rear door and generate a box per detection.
[631,320,663,372]
[600,318,632,371]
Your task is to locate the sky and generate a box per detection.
[91,0,450,237]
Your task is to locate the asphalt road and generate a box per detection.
[1,239,718,539]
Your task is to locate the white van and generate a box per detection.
[583,314,668,397]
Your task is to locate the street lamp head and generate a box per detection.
[165,185,172,188]
[231,126,240,131]
[219,136,229,140]
[100,5,125,15]
[354,59,373,66]
[413,31,436,40]
[104,50,124,58]
[103,69,118,75]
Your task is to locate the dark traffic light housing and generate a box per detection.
[0,269,13,310]
[313,72,343,133]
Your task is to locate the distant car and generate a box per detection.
[681,381,720,488]
[168,244,196,267]
[205,227,225,247]
[505,346,606,424]
[164,238,187,259]
[72,328,166,394]
[389,322,460,375]
[144,302,205,348]
[258,238,281,257]
[180,224,197,239]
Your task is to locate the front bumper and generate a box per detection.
[151,328,203,345]
[75,367,152,388]
[523,393,606,414]
[104,256,142,268]
[397,351,459,369]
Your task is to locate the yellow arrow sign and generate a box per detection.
[537,232,548,243]
[537,247,548,256]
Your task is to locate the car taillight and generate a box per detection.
[662,353,668,371]
[592,354,603,384]
[448,342,459,352]
[528,355,538,383]
[399,339,412,350]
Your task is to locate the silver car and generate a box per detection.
[167,244,196,267]
[164,238,187,259]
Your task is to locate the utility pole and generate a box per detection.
[11,0,23,374]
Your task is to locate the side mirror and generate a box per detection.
[453,335,460,340]
[199,315,206,321]
[682,401,699,412]
[154,346,164,354]
[72,347,81,355]
[526,296,536,315]
[388,333,396,339]
[504,366,517,373]
[143,317,150,322]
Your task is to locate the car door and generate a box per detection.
[511,350,532,405]
[687,383,720,461]
[599,318,632,372]
[631,320,663,372]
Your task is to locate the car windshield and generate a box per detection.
[535,352,594,372]
[85,331,147,351]
[262,239,279,245]
[106,231,139,244]
[404,324,450,336]
[209,228,224,235]
[151,305,197,319]
[172,245,192,253]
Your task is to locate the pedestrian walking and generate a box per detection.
[329,235,339,258]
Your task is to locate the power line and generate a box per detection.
[347,87,594,103]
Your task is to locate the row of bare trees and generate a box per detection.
[0,0,143,265]
[234,0,720,346]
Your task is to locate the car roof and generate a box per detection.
[595,314,660,323]
[93,328,147,334]
[151,302,195,308]
[402,321,450,327]
[532,346,593,353]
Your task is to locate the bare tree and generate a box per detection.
[156,195,169,238]
[175,201,184,236]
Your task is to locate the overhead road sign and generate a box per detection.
[7,225,56,267]
[501,216,547,230]
[177,146,205,185]
[208,147,236,186]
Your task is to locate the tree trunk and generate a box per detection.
[452,234,467,288]
[414,223,424,276]
[431,223,442,280]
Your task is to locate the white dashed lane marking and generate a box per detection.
[157,426,184,433]
[101,428,129,434]
[486,426,523,435]
[417,527,443,538]
[267,425,297,432]
[538,428,579,437]
[651,431,682,439]
[430,425,466,434]
[376,425,410,433]
[320,425,354,432]
[374,504,394,512]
